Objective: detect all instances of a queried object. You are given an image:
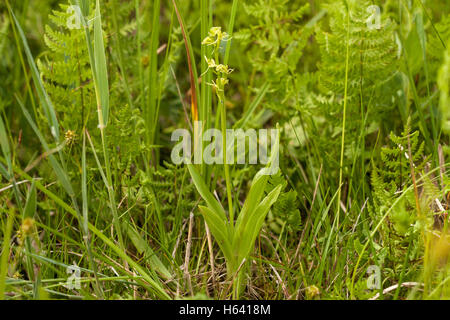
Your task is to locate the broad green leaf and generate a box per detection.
[234,173,268,238]
[198,205,233,262]
[234,123,280,240]
[187,164,228,223]
[235,184,282,263]
[188,163,235,262]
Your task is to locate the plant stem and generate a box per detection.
[219,96,234,223]
[337,0,351,231]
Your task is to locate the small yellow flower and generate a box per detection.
[20,217,35,236]
[205,57,216,68]
[208,78,229,97]
[13,272,21,279]
[202,27,230,46]
[141,55,150,67]
[217,77,229,87]
[16,230,23,244]
[215,64,233,74]
[305,285,320,299]
[208,80,219,91]
[64,130,78,146]
[202,36,215,45]
[208,27,222,37]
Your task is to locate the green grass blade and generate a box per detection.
[233,82,270,130]
[9,165,171,300]
[84,0,124,251]
[23,180,36,219]
[9,10,59,141]
[81,131,89,236]
[336,0,351,228]
[200,0,212,135]
[172,0,200,123]
[85,130,108,187]
[0,208,15,300]
[439,41,450,133]
[122,221,172,280]
[0,163,9,180]
[75,0,90,17]
[17,98,75,198]
[148,0,161,146]
[93,0,109,127]
[0,115,12,173]
[223,0,239,65]
[81,130,104,298]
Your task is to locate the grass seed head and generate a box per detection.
[64,130,78,146]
